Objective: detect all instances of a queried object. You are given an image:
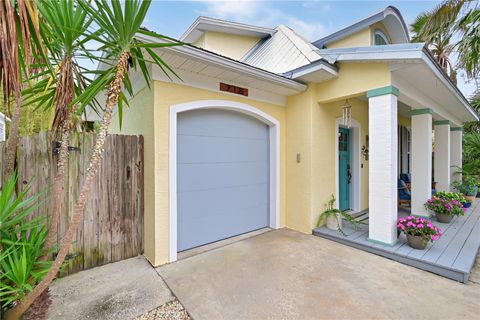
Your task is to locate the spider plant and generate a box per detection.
[317,195,363,236]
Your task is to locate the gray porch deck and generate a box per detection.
[312,200,480,283]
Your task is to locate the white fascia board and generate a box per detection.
[136,33,307,93]
[181,16,275,43]
[284,60,338,83]
[333,48,423,62]
[420,51,479,121]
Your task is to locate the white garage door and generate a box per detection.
[177,109,269,251]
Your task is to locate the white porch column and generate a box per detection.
[450,127,463,182]
[411,109,432,216]
[434,120,451,192]
[367,86,399,245]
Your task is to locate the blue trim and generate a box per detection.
[411,108,432,116]
[434,120,450,126]
[367,237,398,247]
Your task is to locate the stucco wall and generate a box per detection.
[317,98,370,214]
[196,31,261,60]
[286,84,371,232]
[326,28,371,49]
[285,86,316,233]
[316,63,391,103]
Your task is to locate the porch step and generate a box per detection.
[347,210,369,224]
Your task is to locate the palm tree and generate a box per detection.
[411,11,457,83]
[0,0,43,178]
[414,0,480,80]
[4,1,179,318]
[24,0,100,257]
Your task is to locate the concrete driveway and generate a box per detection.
[47,256,174,320]
[158,228,480,320]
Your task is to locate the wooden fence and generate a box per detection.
[0,132,144,275]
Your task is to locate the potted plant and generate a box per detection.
[451,176,479,203]
[316,195,362,234]
[425,193,464,223]
[435,191,468,209]
[397,216,442,250]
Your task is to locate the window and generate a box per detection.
[374,30,389,45]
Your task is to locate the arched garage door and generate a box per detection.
[177,109,269,251]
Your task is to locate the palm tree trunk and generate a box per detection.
[4,92,22,178]
[42,122,70,257]
[4,50,130,320]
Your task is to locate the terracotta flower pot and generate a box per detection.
[406,234,427,250]
[465,195,475,202]
[435,212,453,223]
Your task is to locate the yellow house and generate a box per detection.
[107,6,478,266]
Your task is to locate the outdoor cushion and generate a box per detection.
[398,179,411,200]
[400,173,411,184]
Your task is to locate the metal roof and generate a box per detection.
[242,25,325,74]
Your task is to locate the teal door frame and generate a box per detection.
[338,127,351,211]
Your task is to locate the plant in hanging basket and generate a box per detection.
[397,216,442,250]
[425,193,464,223]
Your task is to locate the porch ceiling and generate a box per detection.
[392,62,477,125]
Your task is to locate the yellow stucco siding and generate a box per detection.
[286,92,371,232]
[315,63,391,103]
[318,99,370,213]
[198,31,261,60]
[285,86,315,233]
[148,81,287,265]
[109,87,155,260]
[326,28,371,49]
[192,34,206,48]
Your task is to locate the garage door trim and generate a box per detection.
[169,100,280,262]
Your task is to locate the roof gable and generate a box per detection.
[313,6,409,49]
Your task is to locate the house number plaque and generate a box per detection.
[219,82,249,97]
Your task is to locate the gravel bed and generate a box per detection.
[136,300,190,320]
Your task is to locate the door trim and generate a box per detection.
[169,100,280,262]
[335,117,361,212]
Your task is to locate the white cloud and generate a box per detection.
[196,0,329,41]
[197,0,260,20]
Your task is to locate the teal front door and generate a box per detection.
[338,128,351,211]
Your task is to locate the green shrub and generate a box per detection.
[0,173,52,310]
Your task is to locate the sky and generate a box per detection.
[137,0,477,97]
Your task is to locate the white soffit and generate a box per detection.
[144,45,306,106]
[392,62,477,123]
